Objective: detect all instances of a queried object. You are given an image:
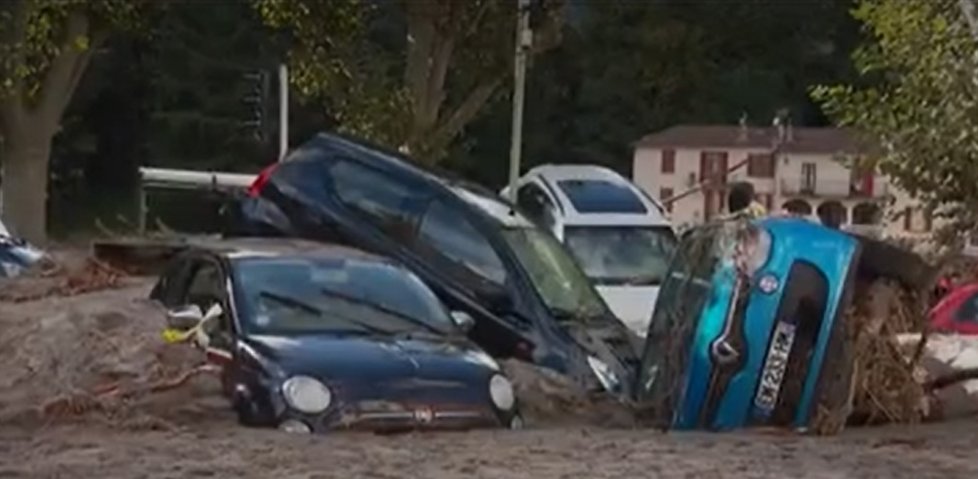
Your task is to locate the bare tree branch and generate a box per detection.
[428,76,503,152]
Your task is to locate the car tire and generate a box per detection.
[234,398,262,427]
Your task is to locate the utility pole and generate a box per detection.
[278,63,289,161]
[506,0,533,204]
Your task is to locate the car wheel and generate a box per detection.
[234,398,262,427]
[509,413,524,430]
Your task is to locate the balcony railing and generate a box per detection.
[780,177,888,198]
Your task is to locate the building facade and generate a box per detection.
[632,124,930,237]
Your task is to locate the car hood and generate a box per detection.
[595,285,659,338]
[243,333,499,390]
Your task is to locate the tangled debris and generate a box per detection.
[845,280,929,428]
[0,256,127,303]
[501,360,637,428]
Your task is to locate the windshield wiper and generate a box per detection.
[258,290,392,336]
[319,288,445,335]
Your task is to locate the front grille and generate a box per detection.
[752,261,829,426]
[698,275,751,427]
[323,401,495,432]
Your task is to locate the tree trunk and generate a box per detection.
[1,135,52,244]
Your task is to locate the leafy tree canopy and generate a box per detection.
[812,0,978,237]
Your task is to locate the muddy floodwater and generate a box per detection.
[2,420,978,478]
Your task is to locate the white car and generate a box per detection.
[501,164,676,336]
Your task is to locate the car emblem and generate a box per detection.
[414,407,434,423]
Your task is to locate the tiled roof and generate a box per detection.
[635,124,871,154]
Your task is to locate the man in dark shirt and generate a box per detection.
[724,181,766,219]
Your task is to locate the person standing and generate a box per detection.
[724,181,767,220]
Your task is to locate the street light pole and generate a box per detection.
[506,0,532,204]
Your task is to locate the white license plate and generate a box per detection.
[753,321,797,411]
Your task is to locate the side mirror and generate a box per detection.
[450,310,476,333]
[166,304,204,330]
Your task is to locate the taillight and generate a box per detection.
[247,163,279,197]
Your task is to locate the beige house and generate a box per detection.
[631,124,931,237]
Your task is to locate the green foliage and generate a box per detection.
[0,0,148,108]
[812,0,978,235]
[255,0,563,164]
[253,0,409,150]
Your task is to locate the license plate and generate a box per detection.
[753,321,797,411]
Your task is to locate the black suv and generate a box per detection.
[229,133,640,397]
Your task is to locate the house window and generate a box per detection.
[747,153,775,178]
[700,151,728,184]
[801,163,817,194]
[661,149,675,174]
[660,187,674,212]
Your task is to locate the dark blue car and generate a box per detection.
[634,217,862,431]
[228,133,640,399]
[151,238,521,433]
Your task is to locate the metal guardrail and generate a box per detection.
[137,167,257,234]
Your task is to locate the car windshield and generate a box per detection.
[635,223,726,404]
[232,256,454,336]
[563,226,677,286]
[502,226,611,321]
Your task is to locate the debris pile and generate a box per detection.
[844,280,929,428]
[0,255,128,303]
[501,360,637,428]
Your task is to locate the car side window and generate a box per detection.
[414,200,507,286]
[329,160,426,241]
[517,183,556,230]
[954,293,978,324]
[151,258,194,307]
[182,259,234,347]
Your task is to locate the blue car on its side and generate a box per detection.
[634,217,861,431]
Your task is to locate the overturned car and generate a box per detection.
[634,217,931,431]
[226,133,640,399]
[152,238,522,432]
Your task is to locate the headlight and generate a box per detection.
[587,355,621,392]
[737,226,772,275]
[489,374,515,410]
[282,375,332,414]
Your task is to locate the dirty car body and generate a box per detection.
[635,218,860,430]
[228,133,640,399]
[150,238,520,433]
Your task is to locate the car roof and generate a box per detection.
[187,237,391,263]
[300,132,537,229]
[521,164,670,226]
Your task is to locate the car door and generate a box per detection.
[407,197,531,357]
